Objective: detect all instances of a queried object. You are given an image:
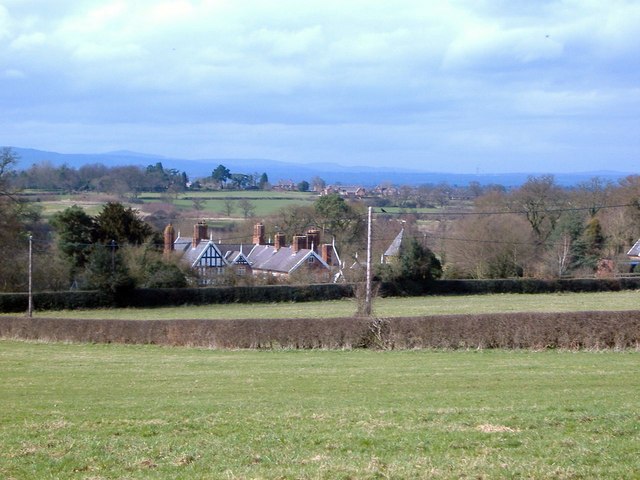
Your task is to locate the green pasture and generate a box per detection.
[0,342,637,479]
[35,198,106,219]
[140,191,318,218]
[29,190,319,221]
[139,191,316,200]
[21,290,640,321]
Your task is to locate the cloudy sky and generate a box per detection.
[1,0,639,173]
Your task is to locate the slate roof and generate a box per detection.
[627,239,640,257]
[174,236,330,274]
[384,228,404,257]
[217,243,253,264]
[245,244,329,274]
[174,236,224,267]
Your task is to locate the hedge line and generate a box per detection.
[2,278,640,313]
[379,277,640,296]
[0,283,354,313]
[1,311,638,350]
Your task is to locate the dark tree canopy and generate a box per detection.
[50,205,96,272]
[398,238,442,282]
[212,164,231,188]
[94,202,154,245]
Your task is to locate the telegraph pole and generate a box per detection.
[364,206,372,316]
[27,234,33,318]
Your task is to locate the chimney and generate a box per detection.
[193,221,208,248]
[274,232,286,250]
[253,223,265,245]
[306,228,320,252]
[321,244,333,265]
[163,223,175,255]
[292,235,308,253]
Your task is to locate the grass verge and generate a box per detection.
[15,290,640,320]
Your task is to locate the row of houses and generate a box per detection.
[164,222,342,284]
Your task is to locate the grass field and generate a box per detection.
[141,190,318,218]
[30,190,319,221]
[0,341,638,479]
[19,290,640,321]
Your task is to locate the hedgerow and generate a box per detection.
[1,311,638,350]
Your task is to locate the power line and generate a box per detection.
[370,202,638,217]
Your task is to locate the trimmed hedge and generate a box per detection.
[379,277,640,296]
[0,284,354,313]
[2,278,640,313]
[1,311,638,350]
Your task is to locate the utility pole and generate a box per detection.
[27,234,33,318]
[364,206,372,316]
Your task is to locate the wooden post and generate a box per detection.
[364,206,372,316]
[27,234,33,318]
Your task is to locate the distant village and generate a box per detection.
[3,149,640,294]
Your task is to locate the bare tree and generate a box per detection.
[445,214,535,279]
[509,175,566,244]
[223,198,235,217]
[0,147,18,197]
[572,176,612,218]
[238,199,256,218]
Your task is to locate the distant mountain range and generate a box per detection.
[8,147,633,187]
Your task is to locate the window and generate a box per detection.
[308,256,315,263]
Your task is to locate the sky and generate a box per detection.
[1,0,639,174]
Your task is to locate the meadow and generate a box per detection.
[30,190,318,221]
[140,190,317,218]
[1,341,638,479]
[20,290,640,321]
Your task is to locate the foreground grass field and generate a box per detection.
[1,341,638,479]
[20,290,640,320]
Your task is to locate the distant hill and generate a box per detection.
[7,147,632,187]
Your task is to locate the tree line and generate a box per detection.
[2,146,640,294]
[418,175,640,279]
[9,159,275,195]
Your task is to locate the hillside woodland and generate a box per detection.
[2,147,640,293]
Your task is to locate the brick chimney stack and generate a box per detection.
[193,221,208,248]
[306,228,320,252]
[292,235,308,253]
[321,244,333,265]
[274,232,286,250]
[253,223,265,245]
[163,224,175,256]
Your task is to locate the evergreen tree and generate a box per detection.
[83,244,135,293]
[212,164,231,189]
[94,202,154,245]
[50,205,96,275]
[398,238,442,282]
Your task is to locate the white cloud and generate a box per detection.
[9,31,47,50]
